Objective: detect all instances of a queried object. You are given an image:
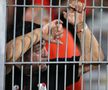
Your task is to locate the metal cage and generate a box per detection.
[0,0,108,90]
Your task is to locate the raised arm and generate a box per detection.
[6,20,63,62]
[63,1,104,72]
[77,24,104,61]
[77,24,104,73]
[6,28,41,62]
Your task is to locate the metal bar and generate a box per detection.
[29,0,35,90]
[7,5,69,8]
[12,0,17,90]
[5,61,108,64]
[21,0,26,90]
[106,28,108,90]
[81,0,87,89]
[7,5,108,9]
[56,0,62,90]
[107,0,108,88]
[38,0,44,89]
[73,0,79,89]
[47,0,53,90]
[90,0,95,90]
[64,0,70,90]
[0,0,6,90]
[98,0,103,90]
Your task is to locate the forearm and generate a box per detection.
[77,24,104,61]
[6,28,41,62]
[77,24,104,74]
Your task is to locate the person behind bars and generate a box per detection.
[5,0,63,90]
[24,0,104,90]
[6,0,104,90]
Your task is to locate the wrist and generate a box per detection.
[76,22,88,33]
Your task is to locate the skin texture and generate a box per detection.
[5,1,105,90]
[25,0,104,73]
[6,19,63,74]
[6,0,104,74]
[62,1,104,73]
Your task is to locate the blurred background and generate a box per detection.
[84,0,108,90]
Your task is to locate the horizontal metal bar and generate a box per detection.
[7,5,108,9]
[86,6,108,9]
[5,61,108,65]
[7,5,68,8]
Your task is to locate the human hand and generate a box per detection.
[63,1,85,25]
[42,19,63,44]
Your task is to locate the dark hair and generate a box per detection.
[16,0,31,25]
[7,0,31,42]
[60,13,81,50]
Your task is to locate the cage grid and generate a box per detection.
[0,0,108,90]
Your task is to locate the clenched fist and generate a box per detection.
[42,19,64,44]
[63,1,85,25]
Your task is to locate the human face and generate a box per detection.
[23,41,48,75]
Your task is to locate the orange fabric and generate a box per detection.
[45,29,80,59]
[66,77,82,90]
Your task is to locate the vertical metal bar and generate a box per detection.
[38,0,44,88]
[0,0,6,90]
[56,0,61,90]
[47,0,52,90]
[12,0,17,89]
[81,0,87,89]
[64,0,69,90]
[90,0,95,90]
[107,1,108,89]
[73,0,78,90]
[98,0,103,90]
[30,0,35,90]
[21,0,26,90]
[107,24,108,90]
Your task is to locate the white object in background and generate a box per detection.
[37,83,47,90]
[13,85,19,90]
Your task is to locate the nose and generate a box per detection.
[41,47,48,57]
